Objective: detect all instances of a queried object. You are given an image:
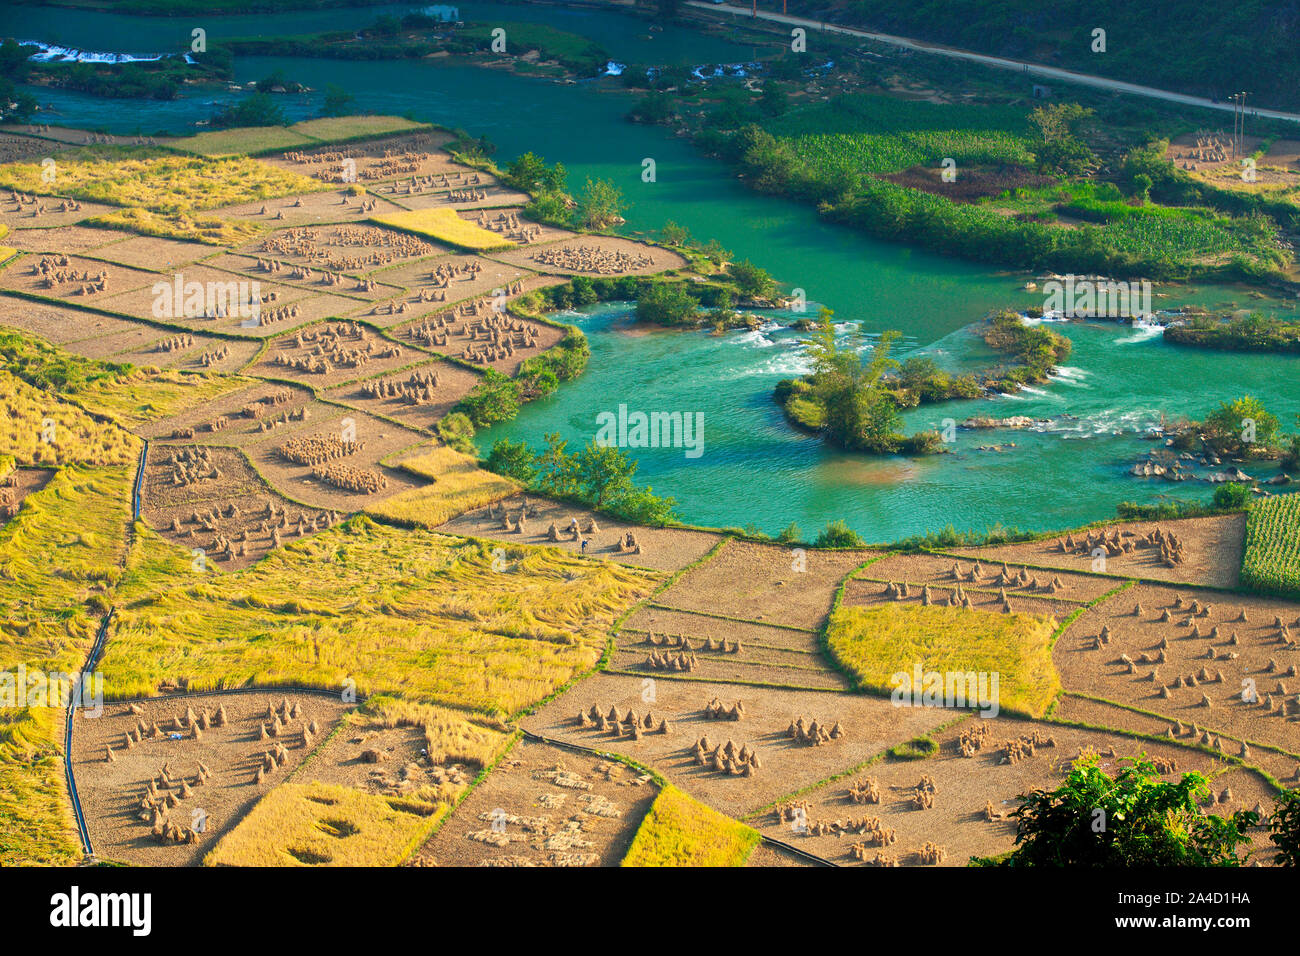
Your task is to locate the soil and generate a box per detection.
[952,514,1248,589]
[70,689,353,866]
[488,234,689,277]
[750,715,1277,867]
[141,444,341,570]
[323,358,482,433]
[653,539,877,629]
[435,494,724,573]
[411,738,658,867]
[523,672,953,820]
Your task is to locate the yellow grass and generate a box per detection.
[74,367,253,427]
[0,464,135,865]
[0,150,322,214]
[826,602,1061,718]
[371,208,515,252]
[289,116,431,141]
[0,370,139,467]
[367,446,519,528]
[0,247,16,267]
[356,695,509,769]
[164,126,318,157]
[87,207,264,246]
[107,516,662,717]
[621,786,760,867]
[204,781,445,867]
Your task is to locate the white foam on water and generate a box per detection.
[1113,318,1164,344]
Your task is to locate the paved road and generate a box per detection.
[687,1,1300,125]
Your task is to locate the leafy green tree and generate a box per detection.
[210,93,286,129]
[814,519,865,548]
[635,282,699,326]
[986,754,1257,867]
[1268,790,1300,866]
[574,442,636,508]
[727,259,777,300]
[453,370,520,427]
[1212,482,1251,509]
[577,177,625,229]
[486,439,538,484]
[659,220,691,247]
[1204,395,1279,453]
[1028,102,1098,176]
[321,84,355,117]
[505,152,566,193]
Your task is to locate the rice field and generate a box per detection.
[1241,493,1300,598]
[621,786,760,867]
[0,464,135,865]
[825,603,1061,718]
[106,517,662,717]
[370,208,516,252]
[0,150,322,214]
[73,368,252,428]
[204,780,446,866]
[0,371,139,468]
[366,446,520,529]
[87,207,264,246]
[289,116,431,142]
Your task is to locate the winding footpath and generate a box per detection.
[689,1,1300,125]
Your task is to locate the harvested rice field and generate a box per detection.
[749,716,1277,867]
[412,737,657,867]
[70,689,353,866]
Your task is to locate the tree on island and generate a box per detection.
[635,282,699,326]
[1203,394,1279,455]
[727,259,777,301]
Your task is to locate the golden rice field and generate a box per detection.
[204,780,446,867]
[87,207,264,246]
[621,786,761,867]
[351,695,510,773]
[107,517,662,717]
[165,126,319,158]
[0,371,139,468]
[370,208,515,252]
[366,446,519,529]
[74,368,252,427]
[0,150,322,214]
[825,603,1061,718]
[0,464,135,865]
[290,115,430,141]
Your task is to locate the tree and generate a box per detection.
[486,439,538,484]
[504,152,566,193]
[659,220,691,247]
[321,84,355,117]
[210,93,286,129]
[577,178,625,229]
[1212,482,1251,509]
[985,754,1257,867]
[574,442,636,508]
[1268,790,1300,866]
[1028,102,1098,176]
[727,259,776,300]
[1204,395,1279,453]
[635,282,699,326]
[814,520,864,548]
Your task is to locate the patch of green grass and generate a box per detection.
[1241,494,1300,599]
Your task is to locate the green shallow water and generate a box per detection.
[4,4,1300,538]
